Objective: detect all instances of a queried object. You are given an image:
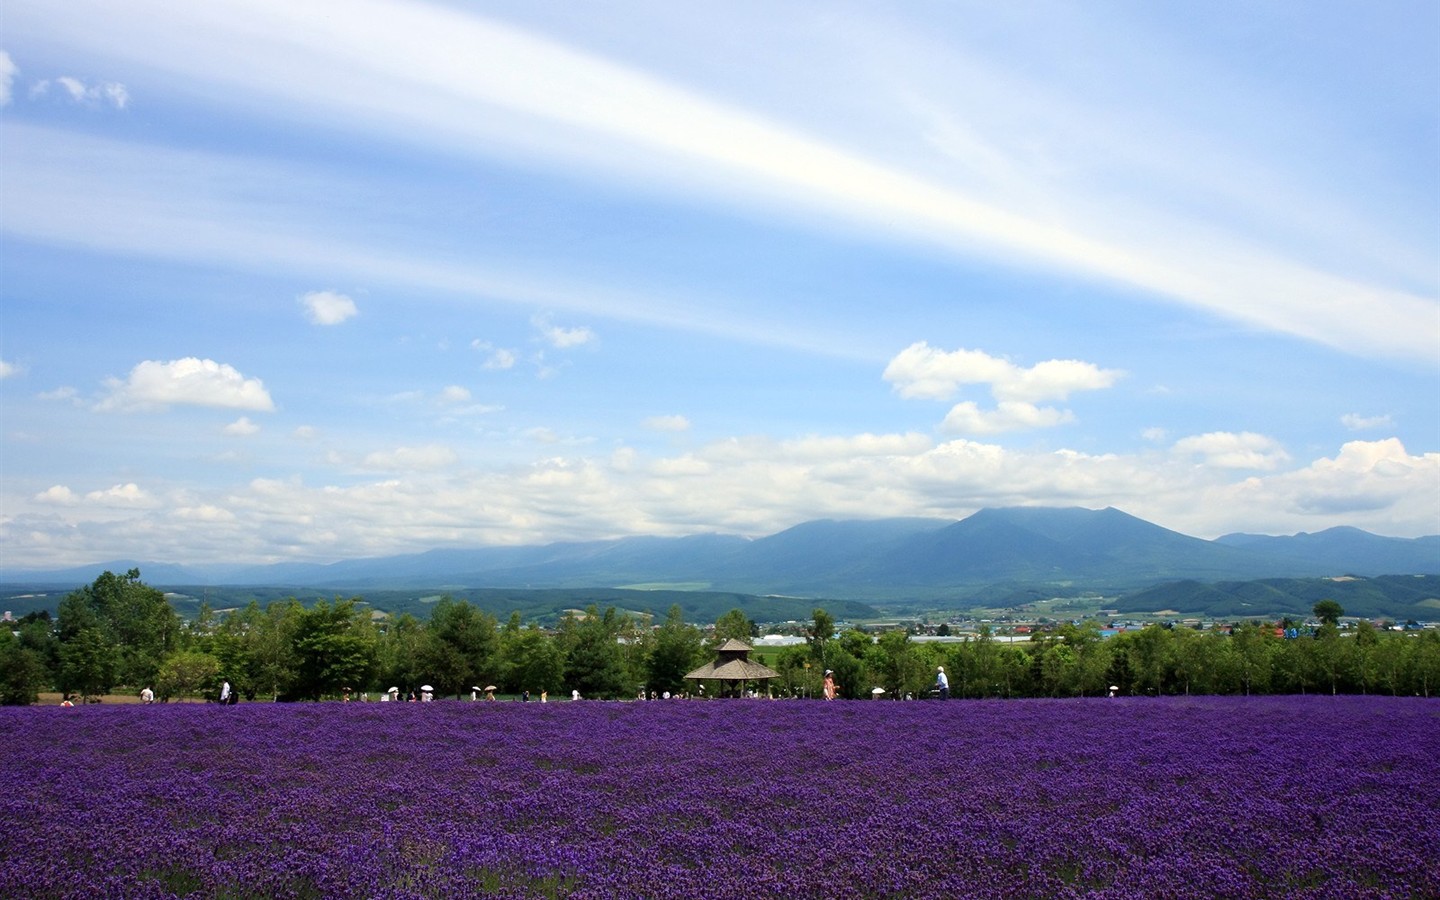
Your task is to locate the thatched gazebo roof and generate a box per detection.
[685,638,780,686]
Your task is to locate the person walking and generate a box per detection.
[935,666,950,700]
[140,686,154,704]
[219,680,232,704]
[822,669,838,701]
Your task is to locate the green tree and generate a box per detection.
[1368,633,1411,697]
[59,569,180,689]
[1038,642,1079,697]
[377,612,427,696]
[712,608,756,647]
[423,598,500,698]
[826,647,865,700]
[807,608,835,670]
[561,606,629,699]
[154,650,222,701]
[773,645,816,698]
[873,630,925,699]
[291,597,378,701]
[1312,599,1344,627]
[0,631,49,705]
[57,626,118,701]
[505,626,566,696]
[1413,630,1440,698]
[648,605,705,696]
[1224,622,1276,696]
[1168,627,1210,696]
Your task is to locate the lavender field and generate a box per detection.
[2,697,1436,899]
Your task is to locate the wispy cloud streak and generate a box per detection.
[6,0,1435,363]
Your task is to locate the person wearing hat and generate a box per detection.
[935,665,950,700]
[822,669,838,701]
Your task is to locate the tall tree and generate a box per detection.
[562,606,629,699]
[712,608,756,647]
[291,597,378,701]
[807,608,835,670]
[424,598,500,698]
[0,631,49,705]
[648,605,705,696]
[59,569,179,689]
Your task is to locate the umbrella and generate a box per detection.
[420,685,434,692]
[871,687,886,695]
[387,687,399,693]
[483,685,498,692]
[471,686,483,692]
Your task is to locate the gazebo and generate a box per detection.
[685,638,781,698]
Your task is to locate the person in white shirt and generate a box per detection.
[140,686,154,704]
[935,666,950,700]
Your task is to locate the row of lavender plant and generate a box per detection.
[2,696,1435,898]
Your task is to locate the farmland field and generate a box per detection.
[1,697,1436,899]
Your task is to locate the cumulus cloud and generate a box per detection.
[0,358,20,379]
[223,416,261,436]
[941,401,1074,435]
[643,414,691,432]
[175,504,237,522]
[533,315,595,349]
[7,433,1435,568]
[361,444,459,471]
[84,483,151,505]
[885,342,1123,402]
[1172,431,1291,470]
[98,358,275,411]
[886,342,1121,434]
[34,485,77,505]
[300,289,358,325]
[1340,413,1393,431]
[0,51,15,106]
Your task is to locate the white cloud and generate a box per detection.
[38,386,80,404]
[485,349,517,370]
[941,401,1074,435]
[1142,427,1168,442]
[361,444,458,471]
[300,289,358,325]
[1340,413,1393,431]
[884,342,1122,402]
[885,342,1120,433]
[533,315,595,348]
[0,51,15,106]
[98,358,275,411]
[84,483,151,505]
[31,74,128,108]
[34,485,77,505]
[175,504,237,522]
[1172,431,1291,470]
[643,414,690,432]
[0,358,20,379]
[6,433,1435,568]
[439,385,471,404]
[223,416,261,436]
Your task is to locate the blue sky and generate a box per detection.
[2,0,1436,569]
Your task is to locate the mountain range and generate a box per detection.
[4,507,1437,601]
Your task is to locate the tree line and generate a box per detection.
[2,570,1437,704]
